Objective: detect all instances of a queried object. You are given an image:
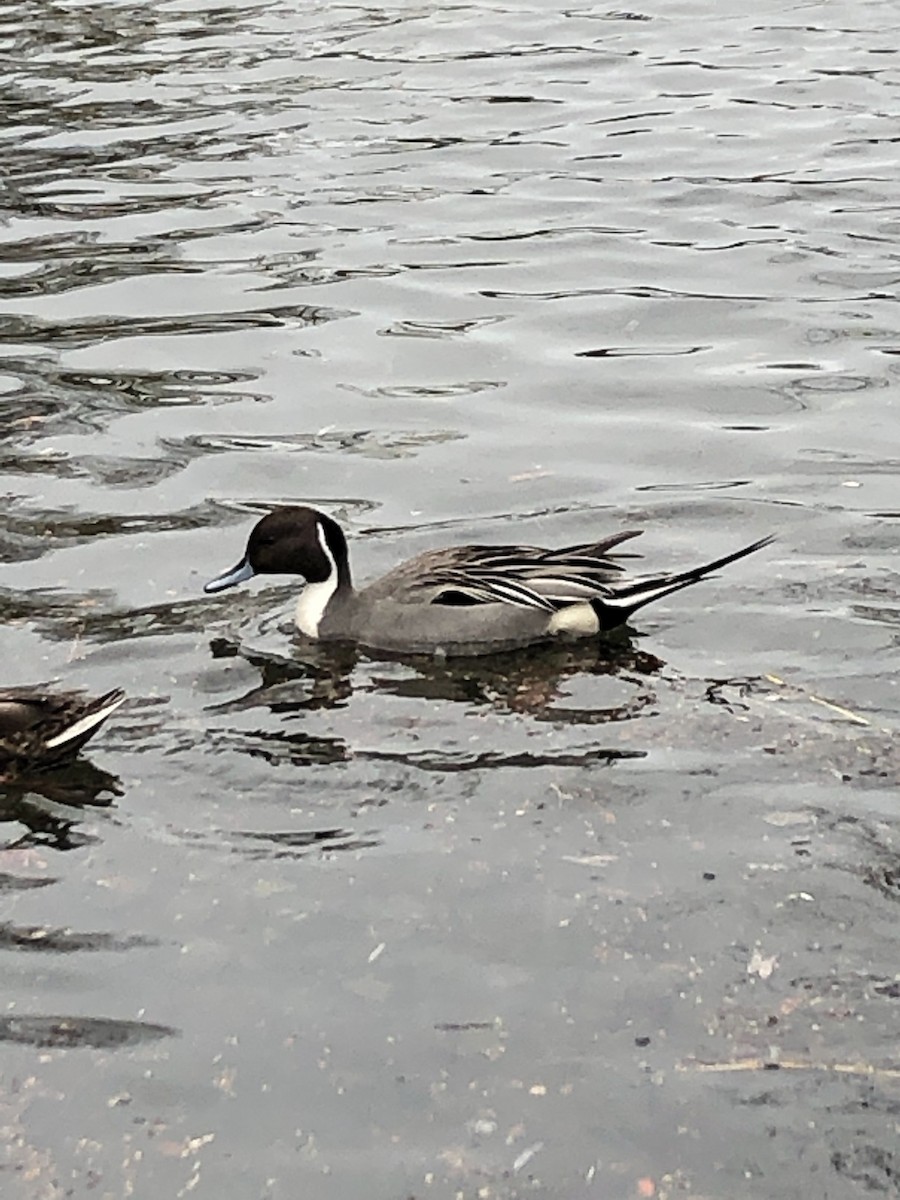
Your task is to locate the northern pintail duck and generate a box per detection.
[0,688,125,772]
[204,507,773,657]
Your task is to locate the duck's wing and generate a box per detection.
[363,531,643,612]
[0,688,126,767]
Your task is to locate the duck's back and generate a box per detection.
[334,534,642,655]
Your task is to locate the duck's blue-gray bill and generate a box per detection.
[204,558,255,594]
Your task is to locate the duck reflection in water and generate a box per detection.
[0,760,122,857]
[204,631,664,770]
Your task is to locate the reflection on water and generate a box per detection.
[0,760,121,852]
[207,724,352,769]
[0,1014,176,1049]
[0,362,266,442]
[0,301,345,349]
[368,637,663,724]
[0,920,154,954]
[203,629,663,768]
[212,826,380,859]
[365,741,644,771]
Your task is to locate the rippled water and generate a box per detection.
[1,0,898,1195]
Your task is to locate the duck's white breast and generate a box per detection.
[294,522,339,638]
[295,579,337,638]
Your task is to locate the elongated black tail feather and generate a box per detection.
[589,535,774,631]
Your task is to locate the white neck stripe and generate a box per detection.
[294,522,339,638]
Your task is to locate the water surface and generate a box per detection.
[1,0,898,1196]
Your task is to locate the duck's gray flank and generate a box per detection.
[205,507,774,657]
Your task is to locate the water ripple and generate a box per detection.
[0,302,346,350]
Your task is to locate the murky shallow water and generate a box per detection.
[1,0,898,1195]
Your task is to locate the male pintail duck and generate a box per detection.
[204,507,774,657]
[0,688,125,772]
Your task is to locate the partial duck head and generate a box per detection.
[204,507,350,594]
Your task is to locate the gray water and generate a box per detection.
[1,0,898,1196]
